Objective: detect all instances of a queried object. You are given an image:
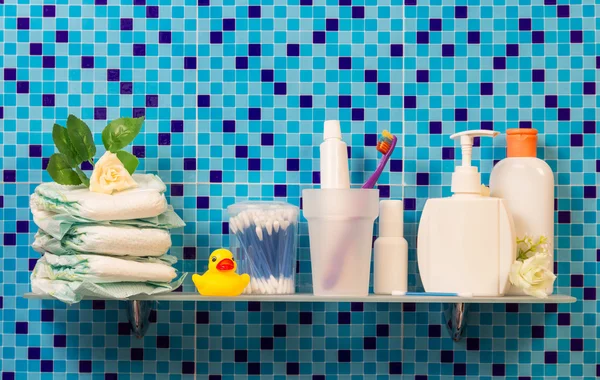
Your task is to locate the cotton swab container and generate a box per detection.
[227,201,299,295]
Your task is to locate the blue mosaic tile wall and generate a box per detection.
[0,0,597,378]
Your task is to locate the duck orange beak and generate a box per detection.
[216,258,234,271]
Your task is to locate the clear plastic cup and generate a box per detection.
[302,189,379,296]
[227,201,298,295]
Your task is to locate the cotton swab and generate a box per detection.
[227,204,298,295]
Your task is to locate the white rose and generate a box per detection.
[89,151,138,194]
[509,253,556,298]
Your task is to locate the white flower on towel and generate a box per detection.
[509,252,556,298]
[89,151,137,194]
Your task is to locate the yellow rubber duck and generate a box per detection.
[192,249,250,296]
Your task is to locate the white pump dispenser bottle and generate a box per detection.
[417,130,516,296]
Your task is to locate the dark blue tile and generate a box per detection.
[274,324,286,337]
[376,324,389,337]
[120,18,133,30]
[351,6,364,18]
[430,18,442,31]
[248,108,261,120]
[197,197,209,209]
[531,326,544,338]
[40,361,53,373]
[197,95,210,107]
[235,350,247,362]
[492,364,505,376]
[557,5,569,17]
[210,170,222,183]
[131,348,144,361]
[287,44,300,56]
[157,336,170,348]
[339,57,352,69]
[338,350,351,363]
[183,247,196,260]
[287,159,299,171]
[389,362,402,375]
[441,350,453,363]
[544,351,557,364]
[326,18,339,31]
[222,18,235,31]
[223,120,235,133]
[455,6,468,18]
[248,363,261,375]
[274,185,287,197]
[429,325,441,337]
[300,95,313,108]
[390,44,403,56]
[468,31,480,44]
[79,361,92,373]
[248,43,261,56]
[261,133,274,146]
[248,5,261,18]
[28,347,40,360]
[196,311,209,324]
[286,363,300,375]
[261,337,274,349]
[236,57,248,69]
[466,338,479,351]
[182,362,195,375]
[184,57,197,69]
[248,158,261,171]
[274,82,287,95]
[454,363,467,376]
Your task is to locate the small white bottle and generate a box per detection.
[490,129,554,296]
[320,120,350,189]
[374,200,408,295]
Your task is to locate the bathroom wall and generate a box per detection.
[0,0,596,378]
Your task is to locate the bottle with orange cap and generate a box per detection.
[489,128,555,296]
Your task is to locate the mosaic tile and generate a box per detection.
[0,0,596,378]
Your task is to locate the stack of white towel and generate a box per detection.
[30,174,187,304]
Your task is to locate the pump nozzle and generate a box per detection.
[449,130,500,195]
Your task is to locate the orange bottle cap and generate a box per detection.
[506,129,537,158]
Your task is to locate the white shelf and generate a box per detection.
[23,292,576,304]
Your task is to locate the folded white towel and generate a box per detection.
[33,252,177,283]
[33,225,171,257]
[32,174,168,221]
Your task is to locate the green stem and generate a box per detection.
[74,167,90,187]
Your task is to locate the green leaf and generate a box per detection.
[116,150,139,175]
[66,115,96,162]
[102,116,145,153]
[52,123,80,165]
[74,167,90,187]
[47,154,82,185]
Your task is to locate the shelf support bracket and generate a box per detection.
[443,303,470,342]
[126,300,154,338]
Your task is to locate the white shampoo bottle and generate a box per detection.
[374,200,408,295]
[490,128,554,296]
[320,120,350,189]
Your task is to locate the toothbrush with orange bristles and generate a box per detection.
[362,130,398,189]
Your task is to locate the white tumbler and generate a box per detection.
[303,189,379,296]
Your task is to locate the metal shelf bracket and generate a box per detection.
[126,300,154,338]
[443,303,470,342]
